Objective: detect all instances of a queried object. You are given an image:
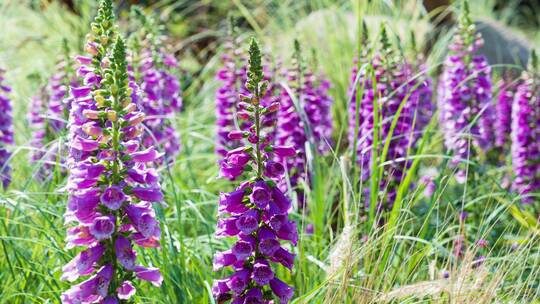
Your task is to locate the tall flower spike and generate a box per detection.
[407,31,434,136]
[494,75,518,150]
[348,25,429,210]
[0,68,13,189]
[129,7,183,163]
[347,19,370,147]
[276,40,333,206]
[62,2,164,303]
[214,38,296,303]
[29,41,78,178]
[437,0,494,182]
[511,50,540,204]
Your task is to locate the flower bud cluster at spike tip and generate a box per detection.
[128,8,183,162]
[276,41,333,198]
[62,2,164,303]
[214,38,296,303]
[215,24,279,157]
[29,56,78,178]
[437,0,495,182]
[347,27,432,210]
[0,68,13,189]
[511,50,540,204]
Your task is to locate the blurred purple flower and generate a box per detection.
[0,68,13,189]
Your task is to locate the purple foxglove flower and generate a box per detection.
[115,236,137,270]
[226,269,251,295]
[219,148,252,180]
[61,244,105,282]
[276,59,334,198]
[61,265,113,304]
[133,266,163,287]
[252,259,274,285]
[100,186,127,210]
[129,26,183,163]
[270,247,295,270]
[269,278,294,303]
[273,146,296,157]
[348,28,433,211]
[495,77,518,148]
[117,281,136,300]
[130,146,163,162]
[235,209,259,234]
[264,160,284,178]
[231,238,254,260]
[218,189,247,215]
[65,226,97,250]
[125,203,159,238]
[102,296,118,304]
[0,68,13,189]
[72,86,92,98]
[511,53,539,204]
[214,39,296,303]
[213,279,232,302]
[213,250,237,271]
[258,227,279,256]
[63,3,166,302]
[89,216,115,240]
[132,186,164,202]
[438,4,495,181]
[243,287,264,303]
[250,181,271,208]
[72,137,100,151]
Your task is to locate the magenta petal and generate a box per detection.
[102,296,118,304]
[72,136,100,152]
[101,186,127,210]
[134,266,163,287]
[269,278,294,303]
[115,236,136,270]
[130,147,163,162]
[89,216,115,240]
[252,259,274,285]
[61,244,105,282]
[117,281,136,300]
[132,186,163,202]
[273,145,296,157]
[71,86,92,98]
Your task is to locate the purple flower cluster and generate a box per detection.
[0,68,13,189]
[213,38,297,303]
[348,32,432,208]
[495,78,518,149]
[511,53,540,204]
[29,59,77,174]
[276,61,333,191]
[135,48,182,161]
[437,5,494,181]
[215,37,278,157]
[62,2,164,303]
[412,63,434,136]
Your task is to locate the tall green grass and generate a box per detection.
[0,1,539,303]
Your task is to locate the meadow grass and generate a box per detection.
[0,1,539,303]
